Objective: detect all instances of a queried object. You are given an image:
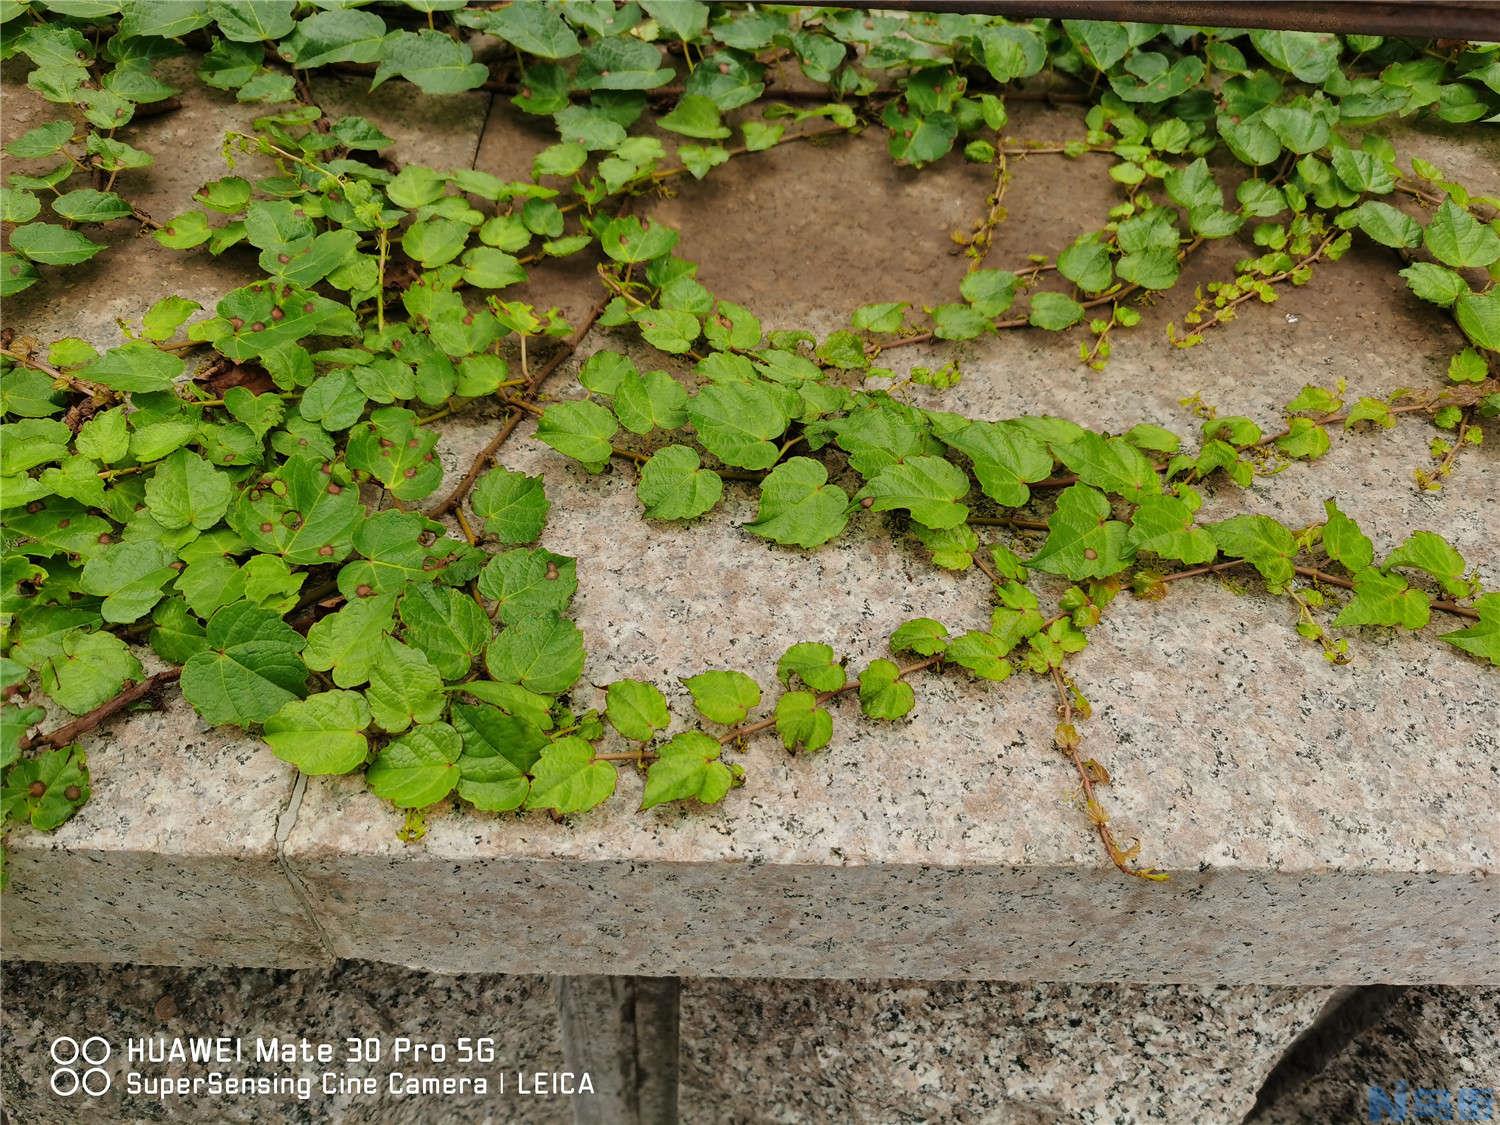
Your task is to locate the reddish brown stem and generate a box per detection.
[18,669,182,752]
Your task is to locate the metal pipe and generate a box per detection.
[823,2,1500,41]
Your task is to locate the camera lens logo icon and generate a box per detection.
[50,1037,112,1097]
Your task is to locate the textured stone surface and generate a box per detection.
[1254,986,1500,1124]
[680,978,1332,1124]
[0,959,565,1123]
[4,74,1496,979]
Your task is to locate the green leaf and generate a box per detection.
[1441,593,1499,666]
[1028,291,1085,331]
[912,521,978,570]
[452,701,546,811]
[230,457,360,566]
[946,631,1013,681]
[856,456,969,530]
[1448,349,1488,384]
[687,382,789,470]
[1,746,89,831]
[600,216,679,264]
[180,601,307,727]
[1333,569,1431,630]
[930,303,990,341]
[1129,494,1217,564]
[365,636,446,734]
[467,2,579,59]
[1423,199,1500,269]
[1321,499,1373,573]
[401,218,470,269]
[576,36,673,91]
[774,690,832,753]
[143,450,231,531]
[659,94,730,139]
[460,246,526,290]
[858,658,914,720]
[5,120,74,158]
[537,400,618,472]
[263,690,371,775]
[485,612,585,695]
[525,737,617,813]
[39,631,141,715]
[281,9,387,69]
[777,642,844,692]
[471,467,548,544]
[614,369,689,435]
[78,341,184,393]
[1208,514,1298,590]
[9,222,105,266]
[1345,201,1420,249]
[941,420,1052,507]
[78,540,176,623]
[1248,29,1340,83]
[1057,234,1114,295]
[399,584,489,681]
[636,445,723,521]
[51,189,132,223]
[606,679,670,742]
[1399,262,1468,307]
[1454,290,1500,351]
[367,722,461,808]
[1030,484,1135,580]
[1054,430,1161,504]
[890,618,948,657]
[641,731,732,810]
[1383,531,1467,597]
[373,29,488,94]
[118,0,211,38]
[303,593,398,688]
[211,0,296,42]
[683,670,761,725]
[746,457,851,549]
[477,548,576,624]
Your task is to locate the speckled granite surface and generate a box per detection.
[3,74,1496,979]
[0,960,566,1124]
[679,978,1333,1125]
[1253,986,1500,1125]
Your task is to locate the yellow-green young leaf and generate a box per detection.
[485,612,585,695]
[1028,291,1085,331]
[1448,349,1488,384]
[262,690,371,775]
[471,467,548,544]
[857,456,970,530]
[606,679,670,742]
[537,399,618,472]
[1321,499,1373,573]
[614,369,689,435]
[636,445,723,521]
[775,690,833,752]
[946,631,1013,681]
[858,658,914,720]
[452,701,547,812]
[1423,198,1500,269]
[641,731,733,810]
[453,681,554,731]
[1208,514,1298,590]
[1128,493,1217,565]
[746,457,851,548]
[367,722,462,808]
[1054,430,1161,502]
[1030,485,1135,581]
[683,670,761,725]
[777,642,845,692]
[38,631,141,716]
[525,737,617,814]
[912,521,978,570]
[1333,569,1431,630]
[1275,418,1330,460]
[890,618,949,656]
[1441,593,1499,666]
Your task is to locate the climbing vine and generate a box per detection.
[2,2,1497,880]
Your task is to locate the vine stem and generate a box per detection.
[17,669,182,752]
[716,654,944,746]
[1159,559,1480,621]
[425,293,610,519]
[1050,667,1166,880]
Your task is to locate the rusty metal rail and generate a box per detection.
[826,2,1500,41]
